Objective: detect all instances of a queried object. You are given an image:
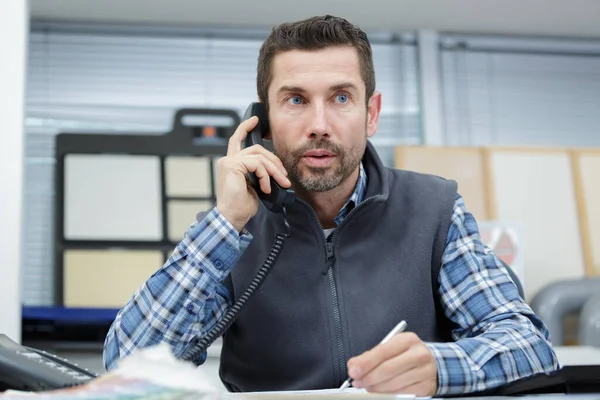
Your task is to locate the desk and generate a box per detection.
[456,396,600,400]
[555,346,600,366]
[202,345,600,394]
[446,396,600,400]
[222,394,600,400]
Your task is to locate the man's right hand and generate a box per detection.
[215,116,291,232]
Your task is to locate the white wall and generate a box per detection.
[0,0,28,342]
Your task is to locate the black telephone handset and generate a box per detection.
[242,102,296,213]
[0,334,97,392]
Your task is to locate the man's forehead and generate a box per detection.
[272,47,360,71]
[269,47,363,91]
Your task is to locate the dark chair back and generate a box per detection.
[500,260,525,299]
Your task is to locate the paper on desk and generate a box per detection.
[113,342,220,393]
[227,387,418,399]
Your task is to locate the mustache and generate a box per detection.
[290,139,343,158]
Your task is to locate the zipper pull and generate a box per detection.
[322,241,336,276]
[325,241,335,262]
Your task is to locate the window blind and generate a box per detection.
[441,35,600,147]
[24,23,421,305]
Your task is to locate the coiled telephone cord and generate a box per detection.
[181,208,290,362]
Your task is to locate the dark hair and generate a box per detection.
[257,15,375,106]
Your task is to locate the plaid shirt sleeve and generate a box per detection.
[426,195,560,396]
[103,207,251,371]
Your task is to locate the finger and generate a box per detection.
[240,156,272,194]
[363,364,435,395]
[227,116,259,157]
[255,164,272,194]
[242,144,288,176]
[240,155,291,192]
[348,332,417,380]
[249,155,291,189]
[352,351,415,388]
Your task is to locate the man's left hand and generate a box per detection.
[347,332,438,396]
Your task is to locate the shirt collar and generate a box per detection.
[334,162,367,226]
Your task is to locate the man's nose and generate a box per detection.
[307,102,329,138]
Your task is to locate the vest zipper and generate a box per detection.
[298,196,377,386]
[325,240,345,384]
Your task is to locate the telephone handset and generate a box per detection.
[242,102,296,213]
[0,334,97,392]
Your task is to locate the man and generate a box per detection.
[104,15,559,396]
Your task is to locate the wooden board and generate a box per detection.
[395,146,489,220]
[573,150,600,276]
[64,154,162,241]
[63,250,163,308]
[486,148,586,300]
[167,200,213,242]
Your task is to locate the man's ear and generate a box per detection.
[366,91,382,138]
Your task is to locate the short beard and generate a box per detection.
[273,137,365,193]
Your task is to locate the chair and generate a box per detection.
[530,277,600,346]
[502,261,525,299]
[579,292,600,347]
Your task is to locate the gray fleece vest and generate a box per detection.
[218,142,457,392]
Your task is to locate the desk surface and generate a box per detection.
[222,393,600,400]
[554,346,600,365]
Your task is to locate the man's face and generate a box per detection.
[267,46,380,193]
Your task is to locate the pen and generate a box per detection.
[339,320,408,390]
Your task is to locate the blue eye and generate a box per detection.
[287,96,303,105]
[335,94,349,103]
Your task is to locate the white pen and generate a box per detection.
[339,320,408,391]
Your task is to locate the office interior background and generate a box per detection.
[1,0,600,387]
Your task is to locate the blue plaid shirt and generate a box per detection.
[103,163,559,395]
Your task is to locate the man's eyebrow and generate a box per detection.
[330,82,359,92]
[277,85,306,94]
[277,83,359,95]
